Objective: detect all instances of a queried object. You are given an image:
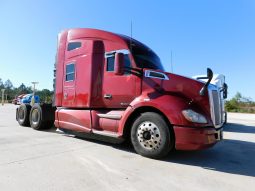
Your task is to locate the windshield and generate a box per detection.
[131,42,164,71]
[118,34,164,71]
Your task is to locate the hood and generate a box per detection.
[163,72,206,101]
[142,70,211,118]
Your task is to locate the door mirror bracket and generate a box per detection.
[114,53,124,75]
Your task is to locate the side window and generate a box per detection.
[67,42,81,51]
[106,55,115,72]
[106,53,131,74]
[124,54,131,74]
[66,63,75,81]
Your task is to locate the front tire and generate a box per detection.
[131,112,174,159]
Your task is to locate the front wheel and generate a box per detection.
[131,112,174,159]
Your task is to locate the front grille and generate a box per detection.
[209,90,223,127]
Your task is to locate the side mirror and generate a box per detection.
[223,83,228,99]
[207,68,213,79]
[114,53,124,75]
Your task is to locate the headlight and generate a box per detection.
[182,109,207,124]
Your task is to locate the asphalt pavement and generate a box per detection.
[0,104,254,191]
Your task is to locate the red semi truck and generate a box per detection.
[16,28,225,158]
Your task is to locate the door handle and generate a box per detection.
[104,94,112,99]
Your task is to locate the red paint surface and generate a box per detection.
[53,28,220,150]
[174,126,217,150]
[56,108,91,132]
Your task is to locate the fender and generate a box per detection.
[118,93,214,136]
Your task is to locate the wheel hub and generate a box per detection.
[137,121,161,150]
[19,108,25,120]
[143,131,151,140]
[31,109,39,125]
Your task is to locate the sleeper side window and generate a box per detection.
[67,42,81,51]
[66,63,75,81]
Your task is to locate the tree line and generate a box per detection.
[225,92,255,113]
[1,78,255,113]
[0,78,53,103]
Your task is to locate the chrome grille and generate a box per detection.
[209,89,223,127]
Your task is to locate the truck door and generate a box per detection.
[102,50,141,108]
[62,62,76,107]
[62,41,83,107]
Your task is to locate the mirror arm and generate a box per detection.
[124,66,143,77]
[124,66,143,73]
[199,68,213,96]
[114,53,125,75]
[124,70,143,77]
[197,76,208,80]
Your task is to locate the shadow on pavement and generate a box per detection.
[164,139,255,177]
[73,135,255,177]
[223,123,255,134]
[43,124,255,177]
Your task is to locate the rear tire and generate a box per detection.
[131,112,174,159]
[29,104,54,130]
[17,104,31,126]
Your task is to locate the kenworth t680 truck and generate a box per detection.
[16,28,225,158]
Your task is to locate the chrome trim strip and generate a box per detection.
[92,130,120,138]
[208,89,216,126]
[105,49,130,57]
[97,114,122,120]
[144,70,169,80]
[208,86,224,128]
[215,123,224,128]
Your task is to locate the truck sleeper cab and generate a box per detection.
[16,28,224,159]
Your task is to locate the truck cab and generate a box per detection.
[17,28,224,159]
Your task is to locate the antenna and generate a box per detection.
[130,20,133,53]
[171,50,174,73]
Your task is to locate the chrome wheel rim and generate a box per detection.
[137,121,161,150]
[31,109,39,125]
[19,108,25,120]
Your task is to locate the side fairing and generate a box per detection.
[54,31,68,106]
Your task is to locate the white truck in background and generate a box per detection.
[193,74,228,124]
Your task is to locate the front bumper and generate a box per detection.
[174,126,223,150]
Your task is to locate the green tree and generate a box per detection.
[225,99,239,112]
[17,83,32,95]
[226,92,255,113]
[234,92,242,102]
[37,89,53,103]
[4,79,14,101]
[4,79,13,89]
[0,78,4,89]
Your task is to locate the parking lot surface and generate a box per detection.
[0,104,254,191]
